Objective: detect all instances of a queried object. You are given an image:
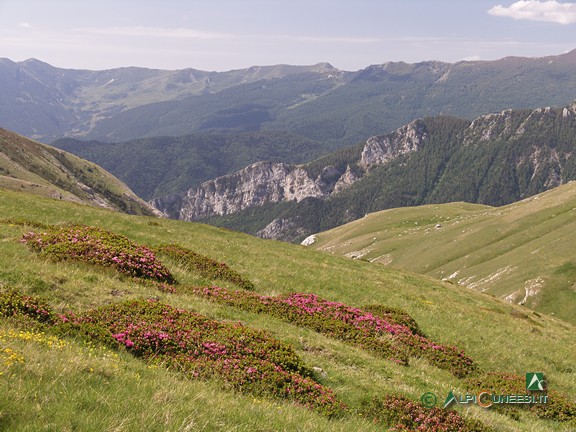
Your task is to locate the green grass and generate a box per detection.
[0,321,377,432]
[312,182,576,325]
[0,188,575,431]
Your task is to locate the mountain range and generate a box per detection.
[4,49,576,148]
[2,51,576,216]
[152,101,576,242]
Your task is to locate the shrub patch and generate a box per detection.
[359,394,493,431]
[189,286,476,377]
[65,299,346,417]
[20,226,175,285]
[157,244,254,290]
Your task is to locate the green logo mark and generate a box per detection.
[526,373,545,391]
[443,390,457,408]
[420,392,437,408]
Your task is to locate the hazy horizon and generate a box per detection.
[1,0,576,72]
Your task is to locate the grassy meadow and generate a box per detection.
[0,188,574,431]
[312,182,576,325]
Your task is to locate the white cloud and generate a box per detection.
[18,22,31,28]
[488,0,576,24]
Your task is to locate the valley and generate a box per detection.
[1,48,576,431]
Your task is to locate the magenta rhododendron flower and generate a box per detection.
[69,299,346,417]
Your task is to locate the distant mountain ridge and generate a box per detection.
[3,50,576,146]
[0,57,343,142]
[153,101,576,241]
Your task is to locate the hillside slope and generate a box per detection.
[0,188,574,431]
[0,128,158,216]
[310,182,576,324]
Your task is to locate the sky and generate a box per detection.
[1,0,576,72]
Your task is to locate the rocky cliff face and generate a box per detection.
[154,120,431,223]
[177,161,325,220]
[360,119,429,168]
[156,159,355,221]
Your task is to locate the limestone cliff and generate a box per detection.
[360,119,428,168]
[153,119,431,223]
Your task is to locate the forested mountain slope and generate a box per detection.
[52,131,324,200]
[156,102,576,241]
[3,50,576,147]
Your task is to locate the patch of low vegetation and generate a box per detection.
[69,298,347,418]
[188,286,477,377]
[20,225,176,285]
[0,288,345,418]
[359,394,493,431]
[0,287,55,324]
[362,304,426,337]
[465,372,576,425]
[0,287,498,429]
[157,244,254,290]
[0,217,53,230]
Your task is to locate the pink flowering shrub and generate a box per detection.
[189,287,476,377]
[21,226,175,284]
[69,299,346,417]
[1,288,345,417]
[360,394,493,431]
[157,244,254,290]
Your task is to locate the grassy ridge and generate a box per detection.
[0,188,574,430]
[312,182,576,324]
[0,128,157,216]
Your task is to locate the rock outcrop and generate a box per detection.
[360,119,429,168]
[153,119,431,224]
[175,161,325,221]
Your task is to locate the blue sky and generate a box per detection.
[1,0,576,71]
